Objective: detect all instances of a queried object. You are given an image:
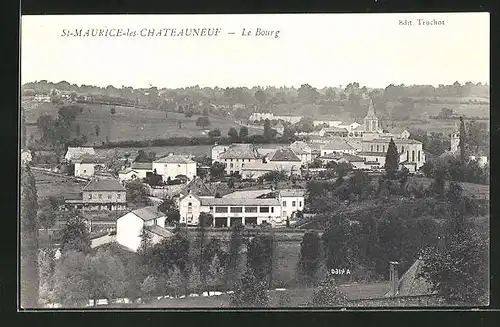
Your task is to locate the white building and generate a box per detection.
[358,138,425,172]
[211,144,230,162]
[153,154,197,181]
[178,188,305,227]
[116,206,173,252]
[218,143,262,175]
[130,162,153,179]
[318,152,366,169]
[118,168,140,182]
[74,155,106,178]
[290,141,313,164]
[65,147,96,162]
[320,140,357,156]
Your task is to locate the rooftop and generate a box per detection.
[219,144,261,159]
[200,197,280,206]
[323,126,349,133]
[179,176,214,197]
[154,154,195,164]
[83,178,126,192]
[118,167,139,174]
[322,140,355,151]
[369,138,422,145]
[74,154,106,164]
[269,148,301,162]
[279,189,306,197]
[131,206,164,221]
[145,224,173,238]
[65,147,96,159]
[223,189,273,199]
[131,162,153,170]
[290,141,311,155]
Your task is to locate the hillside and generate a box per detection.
[23,102,262,145]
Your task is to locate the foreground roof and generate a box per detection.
[130,206,164,221]
[279,189,306,197]
[396,258,436,297]
[179,176,214,197]
[145,225,173,238]
[219,144,261,159]
[65,147,96,159]
[322,140,355,151]
[83,178,126,192]
[74,154,106,164]
[200,197,280,206]
[269,148,301,162]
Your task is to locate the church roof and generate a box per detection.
[364,99,378,119]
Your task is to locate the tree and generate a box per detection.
[297,84,320,104]
[138,227,153,254]
[20,165,39,308]
[210,162,226,180]
[188,263,203,294]
[208,128,221,139]
[296,117,314,133]
[110,106,116,114]
[86,249,127,305]
[459,116,467,166]
[239,126,249,140]
[297,231,322,287]
[59,210,91,254]
[37,198,57,236]
[230,271,269,308]
[228,127,239,142]
[125,180,150,206]
[254,89,266,104]
[166,265,184,297]
[199,212,214,227]
[53,251,89,307]
[225,224,245,288]
[196,116,211,129]
[140,275,157,303]
[419,229,488,305]
[158,198,180,224]
[310,275,349,307]
[207,253,224,289]
[94,124,100,137]
[134,149,150,163]
[430,162,446,199]
[384,138,399,179]
[247,233,274,287]
[263,119,277,142]
[322,215,353,271]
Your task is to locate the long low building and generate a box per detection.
[179,188,305,227]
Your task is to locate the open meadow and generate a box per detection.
[24,102,262,145]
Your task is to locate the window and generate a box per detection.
[407,151,409,161]
[402,146,405,153]
[376,158,378,162]
[83,169,87,174]
[215,206,228,213]
[98,194,102,199]
[412,150,415,162]
[260,206,269,213]
[230,163,234,168]
[88,194,92,199]
[230,207,243,213]
[210,206,214,212]
[117,194,121,199]
[231,159,233,162]
[225,159,227,162]
[242,163,245,167]
[292,201,296,207]
[108,194,112,199]
[283,201,287,207]
[418,150,421,162]
[382,146,385,152]
[188,202,192,213]
[271,207,274,213]
[299,201,302,207]
[177,164,180,167]
[370,145,374,152]
[245,206,257,213]
[376,145,379,152]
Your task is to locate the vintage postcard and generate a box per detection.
[20,13,490,310]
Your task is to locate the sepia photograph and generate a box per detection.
[19,13,490,310]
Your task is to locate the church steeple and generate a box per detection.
[364,98,379,133]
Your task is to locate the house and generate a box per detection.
[130,161,154,179]
[219,143,262,175]
[118,168,140,182]
[318,152,366,169]
[266,148,302,175]
[322,126,349,137]
[320,139,357,156]
[152,154,197,182]
[65,147,96,162]
[21,149,32,164]
[290,141,313,164]
[211,144,230,162]
[178,186,306,227]
[64,178,127,211]
[116,206,173,252]
[278,189,306,221]
[176,176,215,199]
[73,155,106,177]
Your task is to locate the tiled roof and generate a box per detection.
[74,154,106,164]
[322,140,355,151]
[154,155,195,164]
[65,147,96,160]
[145,225,173,238]
[83,178,126,192]
[269,148,301,162]
[320,152,365,162]
[223,189,273,199]
[200,197,280,206]
[131,206,164,221]
[279,189,305,197]
[179,177,214,197]
[118,168,139,174]
[131,162,153,170]
[358,151,386,157]
[290,141,311,155]
[323,126,349,133]
[219,144,261,159]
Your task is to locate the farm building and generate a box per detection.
[153,154,197,182]
[64,178,127,211]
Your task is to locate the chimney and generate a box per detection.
[389,261,399,297]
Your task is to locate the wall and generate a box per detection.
[75,163,95,177]
[179,194,202,225]
[82,191,127,204]
[153,162,197,181]
[116,212,144,252]
[223,158,260,175]
[279,195,305,218]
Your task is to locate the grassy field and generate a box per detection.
[32,169,86,204]
[407,176,489,200]
[24,102,262,145]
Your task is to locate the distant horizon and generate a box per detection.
[21,13,489,90]
[21,79,490,91]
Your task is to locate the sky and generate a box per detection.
[21,13,489,89]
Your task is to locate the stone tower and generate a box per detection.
[363,98,379,133]
[450,121,460,153]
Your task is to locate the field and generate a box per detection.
[32,169,87,204]
[24,102,262,145]
[408,176,489,200]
